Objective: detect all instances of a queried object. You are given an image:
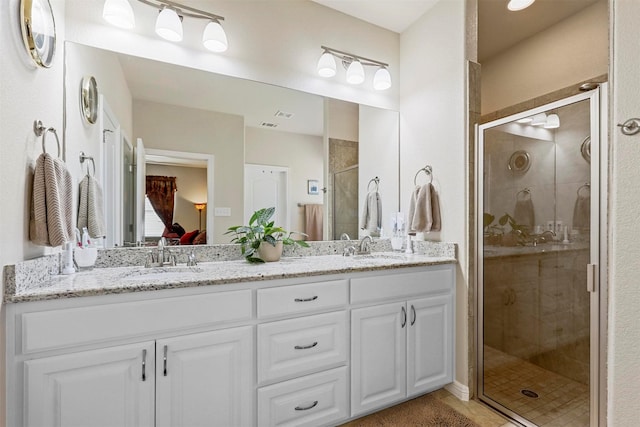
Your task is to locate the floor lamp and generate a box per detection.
[194,203,206,230]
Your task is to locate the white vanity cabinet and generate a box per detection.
[350,266,454,416]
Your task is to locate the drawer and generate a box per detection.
[351,265,454,305]
[257,280,348,318]
[21,290,252,354]
[257,366,348,427]
[258,311,347,384]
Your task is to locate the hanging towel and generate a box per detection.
[30,153,74,247]
[573,193,590,231]
[360,191,382,235]
[513,193,535,231]
[304,204,324,241]
[78,174,106,238]
[408,183,440,233]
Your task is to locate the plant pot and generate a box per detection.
[257,240,283,262]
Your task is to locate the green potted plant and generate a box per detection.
[226,207,309,263]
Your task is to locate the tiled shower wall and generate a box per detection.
[328,138,358,240]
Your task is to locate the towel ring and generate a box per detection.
[414,165,433,185]
[34,120,61,158]
[577,182,590,197]
[79,151,96,176]
[367,177,380,192]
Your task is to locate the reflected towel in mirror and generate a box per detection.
[77,174,106,238]
[304,204,323,241]
[361,191,382,236]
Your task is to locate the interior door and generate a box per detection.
[100,96,122,248]
[135,138,146,244]
[244,164,289,230]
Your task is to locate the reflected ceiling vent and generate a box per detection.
[274,110,294,119]
[260,122,279,128]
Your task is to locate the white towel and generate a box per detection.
[408,183,441,233]
[30,153,74,247]
[78,174,106,238]
[360,191,382,234]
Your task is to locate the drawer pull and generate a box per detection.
[141,349,147,382]
[410,305,416,326]
[294,296,318,302]
[163,345,168,376]
[295,400,319,411]
[401,306,407,328]
[294,341,318,350]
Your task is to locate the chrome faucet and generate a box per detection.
[145,237,176,267]
[186,250,197,267]
[359,235,373,254]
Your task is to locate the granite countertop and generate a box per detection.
[5,251,456,303]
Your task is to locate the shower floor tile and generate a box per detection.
[482,345,589,427]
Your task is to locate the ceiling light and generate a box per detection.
[202,20,228,52]
[507,0,535,11]
[155,6,183,42]
[544,114,560,129]
[102,0,135,29]
[373,67,391,91]
[317,50,337,77]
[516,117,532,124]
[531,112,547,126]
[346,60,365,85]
[318,46,389,90]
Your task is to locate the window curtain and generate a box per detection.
[146,176,177,229]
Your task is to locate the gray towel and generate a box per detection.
[360,191,382,234]
[30,153,74,247]
[513,195,535,230]
[408,183,440,233]
[573,193,590,230]
[78,174,106,238]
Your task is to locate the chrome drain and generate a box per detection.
[521,389,539,398]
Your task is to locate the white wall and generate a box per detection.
[245,127,324,236]
[64,0,400,111]
[400,0,468,391]
[481,0,608,114]
[609,0,640,422]
[133,100,244,244]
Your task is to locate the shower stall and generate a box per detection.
[476,87,606,426]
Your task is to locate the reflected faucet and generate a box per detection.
[340,233,351,240]
[359,235,373,254]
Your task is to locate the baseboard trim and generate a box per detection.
[445,381,470,401]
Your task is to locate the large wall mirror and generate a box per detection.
[64,42,399,247]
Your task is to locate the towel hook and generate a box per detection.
[79,151,96,176]
[413,165,433,185]
[34,120,61,158]
[367,177,380,192]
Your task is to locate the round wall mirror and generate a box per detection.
[20,0,57,68]
[81,76,98,124]
[508,150,531,173]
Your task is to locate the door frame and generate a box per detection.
[474,87,607,426]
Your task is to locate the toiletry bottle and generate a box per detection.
[61,242,75,275]
[81,227,91,248]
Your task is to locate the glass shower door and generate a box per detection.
[477,90,602,427]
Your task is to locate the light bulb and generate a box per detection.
[346,60,365,85]
[516,117,533,124]
[544,114,560,129]
[103,0,135,29]
[202,20,228,52]
[155,7,182,42]
[531,112,547,126]
[317,51,336,78]
[373,67,391,90]
[507,0,535,11]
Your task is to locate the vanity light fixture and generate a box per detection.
[102,0,228,52]
[531,112,547,126]
[317,46,391,90]
[516,117,533,124]
[507,0,535,11]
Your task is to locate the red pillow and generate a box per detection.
[179,230,199,245]
[192,231,207,245]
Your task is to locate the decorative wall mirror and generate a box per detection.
[20,0,57,68]
[81,76,98,124]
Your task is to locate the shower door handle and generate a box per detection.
[587,263,598,293]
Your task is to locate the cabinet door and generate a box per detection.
[351,302,406,416]
[156,326,254,427]
[24,342,155,427]
[407,294,453,397]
